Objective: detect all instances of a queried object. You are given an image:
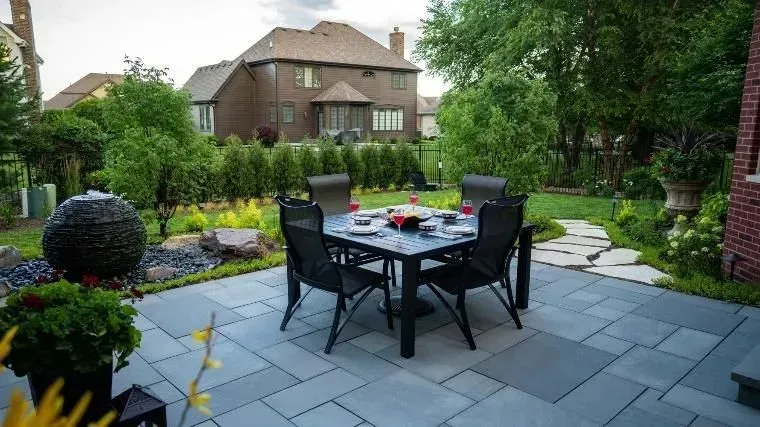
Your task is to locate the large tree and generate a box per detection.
[0,43,36,150]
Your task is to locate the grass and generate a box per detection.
[2,228,43,260]
[527,193,663,219]
[592,218,760,306]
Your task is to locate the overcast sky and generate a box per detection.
[0,0,449,101]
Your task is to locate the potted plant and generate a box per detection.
[651,126,723,218]
[0,281,141,424]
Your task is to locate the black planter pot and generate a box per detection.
[27,361,113,425]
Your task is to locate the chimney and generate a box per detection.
[9,0,41,101]
[389,26,404,57]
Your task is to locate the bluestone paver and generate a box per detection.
[257,341,336,381]
[472,325,538,354]
[582,333,635,356]
[349,331,399,353]
[680,354,738,400]
[606,406,682,427]
[217,311,316,352]
[213,401,294,427]
[663,384,760,427]
[602,314,678,347]
[135,327,188,363]
[518,305,610,341]
[203,281,283,308]
[634,296,745,336]
[442,370,505,401]
[604,346,696,392]
[655,328,722,361]
[263,368,366,418]
[631,389,697,426]
[136,293,244,338]
[291,402,363,427]
[316,342,400,382]
[556,372,645,423]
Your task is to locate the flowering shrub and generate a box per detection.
[184,206,209,232]
[666,215,724,278]
[215,211,239,228]
[583,178,614,197]
[651,127,723,182]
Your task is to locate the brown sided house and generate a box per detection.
[183,22,421,141]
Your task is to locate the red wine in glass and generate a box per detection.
[462,200,473,217]
[392,210,406,236]
[409,191,419,210]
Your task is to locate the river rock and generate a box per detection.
[199,228,278,260]
[0,246,21,270]
[145,266,179,281]
[161,235,201,250]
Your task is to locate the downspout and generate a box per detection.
[274,61,279,137]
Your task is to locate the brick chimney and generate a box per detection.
[389,26,404,57]
[9,0,41,101]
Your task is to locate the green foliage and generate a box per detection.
[615,200,639,227]
[437,70,555,194]
[0,201,17,228]
[653,274,760,306]
[219,135,250,200]
[583,178,614,198]
[699,192,729,224]
[24,110,106,153]
[215,211,239,228]
[394,142,421,188]
[317,139,345,175]
[426,192,461,211]
[236,200,264,229]
[246,139,272,198]
[0,281,141,376]
[377,144,397,189]
[623,167,666,200]
[526,214,565,243]
[271,144,300,195]
[359,145,380,189]
[296,143,321,191]
[183,206,208,232]
[665,198,726,278]
[341,145,363,189]
[70,98,108,130]
[651,148,723,182]
[0,43,36,150]
[623,218,668,247]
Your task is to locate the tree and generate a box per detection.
[341,145,363,189]
[317,139,345,175]
[103,57,214,237]
[359,145,380,189]
[271,143,300,194]
[246,138,271,198]
[296,142,321,192]
[394,142,421,188]
[437,69,557,193]
[0,43,36,150]
[219,135,252,200]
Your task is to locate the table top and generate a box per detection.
[323,206,533,261]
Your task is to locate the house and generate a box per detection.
[184,22,421,141]
[44,73,124,110]
[0,0,43,101]
[417,95,441,138]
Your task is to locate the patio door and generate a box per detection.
[316,106,324,136]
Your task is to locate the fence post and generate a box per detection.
[437,147,442,186]
[418,145,422,167]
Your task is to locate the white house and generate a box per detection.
[416,94,441,138]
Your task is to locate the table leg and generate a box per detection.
[400,259,420,358]
[516,228,532,309]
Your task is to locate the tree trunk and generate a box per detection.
[571,120,586,168]
[599,116,614,182]
[159,220,168,238]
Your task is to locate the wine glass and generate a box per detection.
[462,200,473,217]
[409,191,419,211]
[349,196,360,215]
[392,209,406,237]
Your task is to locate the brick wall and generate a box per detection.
[723,3,760,282]
[9,0,40,100]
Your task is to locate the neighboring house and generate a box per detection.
[44,73,124,110]
[184,22,421,141]
[0,0,43,101]
[417,95,441,138]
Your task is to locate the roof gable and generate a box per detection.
[417,94,441,114]
[312,81,373,104]
[44,73,124,109]
[236,21,421,72]
[183,60,253,103]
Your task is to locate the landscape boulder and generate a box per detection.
[199,228,278,260]
[0,246,22,270]
[161,235,201,250]
[145,266,179,282]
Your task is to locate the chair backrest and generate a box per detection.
[408,171,427,191]
[461,174,509,215]
[307,173,351,216]
[275,195,340,288]
[467,195,528,281]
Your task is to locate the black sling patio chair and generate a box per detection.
[461,174,508,215]
[307,173,397,286]
[421,195,528,350]
[276,195,394,354]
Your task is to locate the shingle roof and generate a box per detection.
[311,81,373,104]
[417,95,441,114]
[44,73,123,109]
[236,21,421,72]
[183,60,243,103]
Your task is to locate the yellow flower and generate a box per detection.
[191,326,211,344]
[188,380,212,416]
[0,326,19,370]
[203,357,222,369]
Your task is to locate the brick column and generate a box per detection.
[723,2,760,282]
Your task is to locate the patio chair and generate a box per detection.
[307,173,397,286]
[421,194,528,350]
[461,174,508,215]
[408,171,439,192]
[276,195,394,354]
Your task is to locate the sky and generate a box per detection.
[0,0,449,101]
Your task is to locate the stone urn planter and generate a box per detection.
[659,179,710,217]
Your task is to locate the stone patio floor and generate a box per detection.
[4,261,760,426]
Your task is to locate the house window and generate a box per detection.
[295,65,322,88]
[351,106,364,130]
[269,106,277,124]
[362,71,376,78]
[199,105,212,131]
[331,105,346,130]
[391,72,406,89]
[372,108,404,131]
[282,105,295,123]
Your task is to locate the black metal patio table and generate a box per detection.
[289,209,535,358]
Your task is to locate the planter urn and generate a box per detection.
[659,179,709,217]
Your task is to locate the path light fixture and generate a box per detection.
[611,196,619,220]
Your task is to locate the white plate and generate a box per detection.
[349,225,380,235]
[435,211,466,220]
[443,225,475,235]
[356,210,379,217]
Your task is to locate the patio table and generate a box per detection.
[286,208,535,358]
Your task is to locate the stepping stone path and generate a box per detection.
[533,220,670,285]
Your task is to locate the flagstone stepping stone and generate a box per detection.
[593,249,642,266]
[556,220,591,225]
[566,228,610,239]
[534,242,605,257]
[563,224,605,230]
[585,265,669,285]
[552,235,611,248]
[532,250,593,267]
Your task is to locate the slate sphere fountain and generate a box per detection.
[42,192,146,279]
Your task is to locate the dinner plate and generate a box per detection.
[435,211,466,220]
[356,210,379,217]
[443,225,475,235]
[349,225,380,235]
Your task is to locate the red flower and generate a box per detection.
[21,294,45,310]
[81,274,100,288]
[108,281,122,290]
